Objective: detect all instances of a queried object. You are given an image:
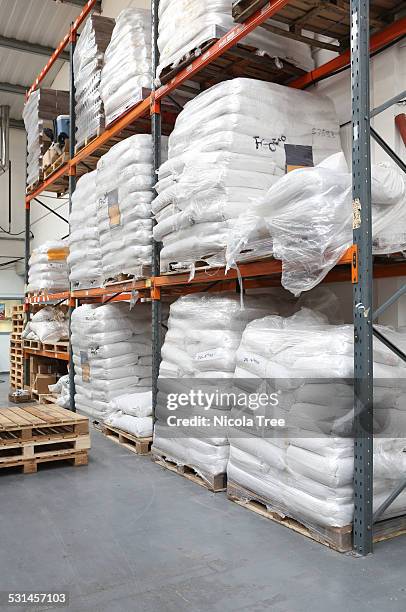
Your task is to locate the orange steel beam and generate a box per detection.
[72,280,148,299]
[290,16,406,89]
[72,97,151,165]
[27,0,99,98]
[26,292,70,304]
[24,348,69,362]
[396,113,406,146]
[25,163,69,203]
[155,0,291,101]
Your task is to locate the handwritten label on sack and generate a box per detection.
[195,348,226,362]
[253,135,287,152]
[107,189,120,229]
[80,351,90,383]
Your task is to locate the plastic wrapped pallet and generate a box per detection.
[152,78,341,273]
[96,134,167,282]
[68,170,103,290]
[74,14,115,148]
[71,302,152,420]
[23,89,70,188]
[27,240,69,293]
[153,292,281,478]
[241,152,406,295]
[156,0,314,82]
[100,8,152,125]
[228,308,406,531]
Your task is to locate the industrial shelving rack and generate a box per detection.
[22,0,406,555]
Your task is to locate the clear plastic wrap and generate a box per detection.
[100,9,151,125]
[68,170,103,289]
[228,308,406,528]
[156,0,314,82]
[236,152,406,296]
[74,15,115,147]
[27,240,69,293]
[96,134,167,282]
[71,302,152,420]
[152,78,341,273]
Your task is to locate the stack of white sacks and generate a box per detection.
[68,170,103,290]
[71,303,152,427]
[153,292,278,479]
[100,8,151,125]
[152,78,341,273]
[156,0,314,82]
[96,134,167,282]
[22,306,68,344]
[241,152,406,295]
[228,307,406,531]
[73,14,115,147]
[28,240,69,293]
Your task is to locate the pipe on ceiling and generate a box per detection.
[0,105,10,175]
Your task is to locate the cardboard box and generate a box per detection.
[34,374,57,395]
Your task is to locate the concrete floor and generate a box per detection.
[1,377,406,612]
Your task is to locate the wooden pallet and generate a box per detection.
[23,340,69,354]
[159,32,307,92]
[227,481,406,553]
[26,177,43,195]
[0,451,88,474]
[151,447,227,492]
[75,127,103,154]
[39,394,59,405]
[43,152,69,179]
[102,424,152,455]
[8,391,32,404]
[104,265,152,286]
[0,404,89,443]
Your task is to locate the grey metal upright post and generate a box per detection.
[24,134,30,388]
[68,27,77,412]
[351,0,374,556]
[151,0,162,423]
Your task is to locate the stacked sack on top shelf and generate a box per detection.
[96,134,167,283]
[152,78,341,274]
[153,292,280,478]
[27,240,70,293]
[156,0,314,82]
[228,307,406,531]
[100,8,152,126]
[237,152,406,296]
[68,170,103,290]
[71,302,152,422]
[73,14,115,148]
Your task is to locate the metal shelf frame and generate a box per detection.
[22,0,406,554]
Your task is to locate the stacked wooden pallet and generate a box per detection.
[0,404,90,475]
[10,305,25,390]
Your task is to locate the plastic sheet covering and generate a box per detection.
[152,78,341,273]
[105,412,153,438]
[71,302,152,420]
[96,134,167,282]
[68,171,103,289]
[100,8,151,125]
[153,291,284,476]
[74,15,115,147]
[234,152,406,295]
[28,240,69,293]
[49,375,70,409]
[156,0,314,82]
[228,307,406,529]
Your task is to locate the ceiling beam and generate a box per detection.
[0,82,26,95]
[10,119,25,130]
[0,35,69,61]
[52,0,102,9]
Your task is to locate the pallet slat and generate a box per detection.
[152,447,226,492]
[102,424,152,455]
